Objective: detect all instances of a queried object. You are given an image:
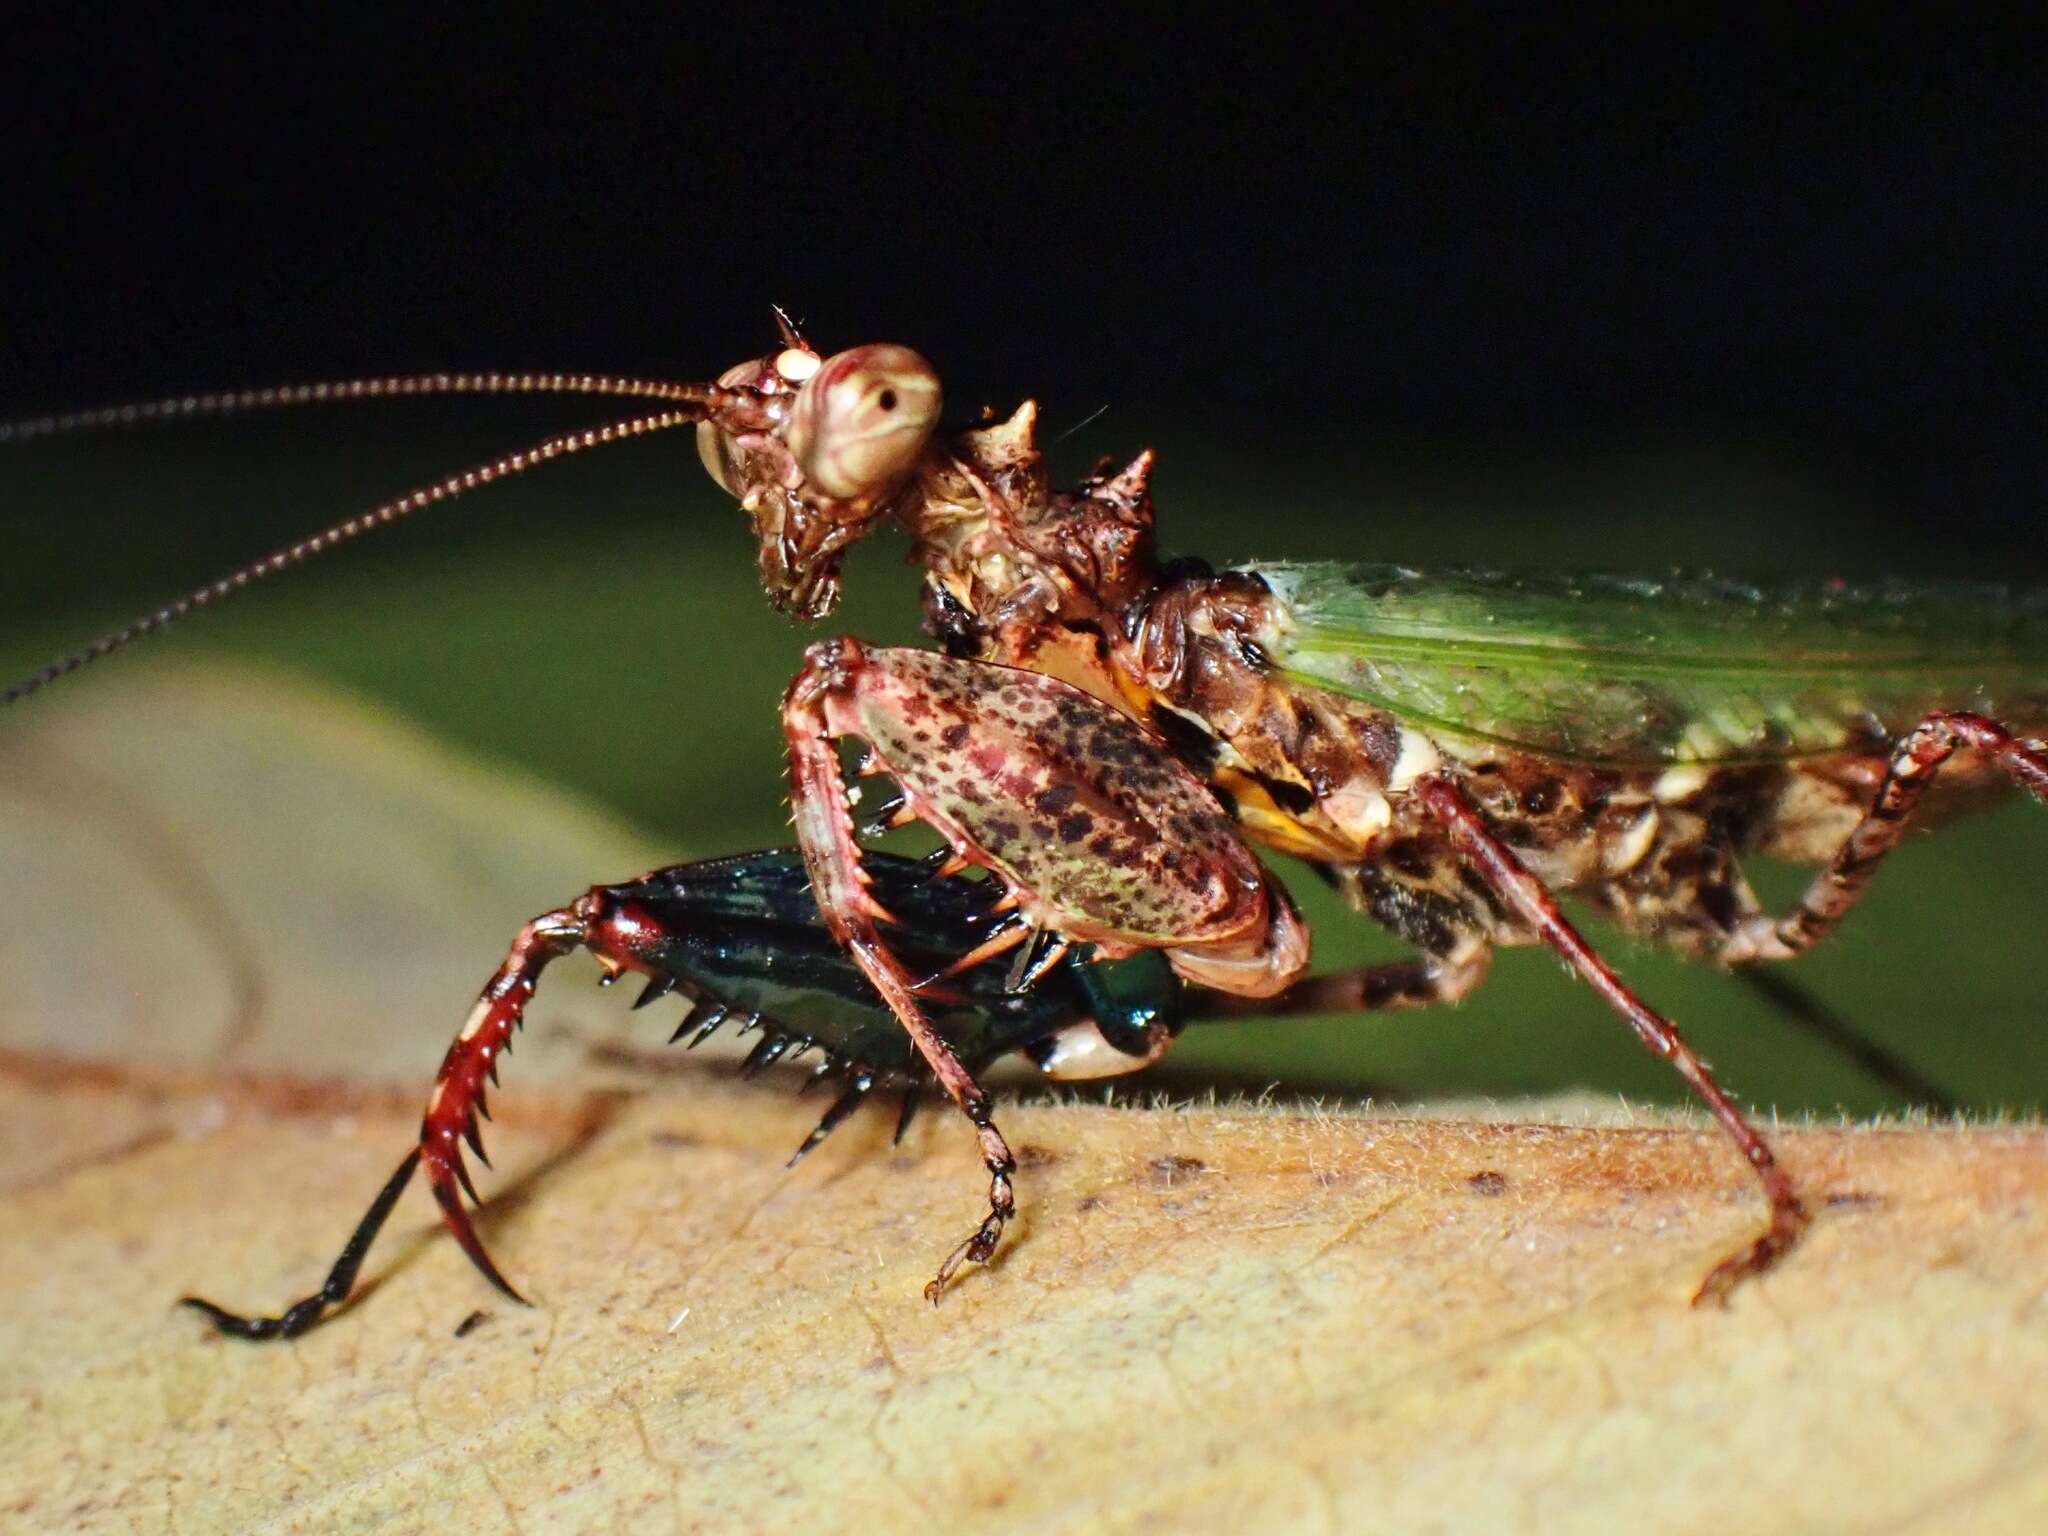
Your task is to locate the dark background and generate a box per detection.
[3,13,2043,1112]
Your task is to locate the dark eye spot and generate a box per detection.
[878,388,898,411]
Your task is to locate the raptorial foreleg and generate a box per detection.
[782,637,1308,1298]
[784,648,1019,1301]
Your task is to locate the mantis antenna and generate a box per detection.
[1,372,745,704]
[0,370,710,444]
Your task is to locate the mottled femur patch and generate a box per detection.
[850,649,1263,942]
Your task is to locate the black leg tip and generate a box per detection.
[179,1295,289,1341]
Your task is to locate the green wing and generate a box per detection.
[1255,562,2048,766]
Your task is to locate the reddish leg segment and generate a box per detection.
[185,867,910,1337]
[1724,711,2048,964]
[1414,774,1809,1303]
[415,881,847,1302]
[182,902,592,1337]
[417,907,588,1301]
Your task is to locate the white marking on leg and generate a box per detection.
[457,998,495,1043]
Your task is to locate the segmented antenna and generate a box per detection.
[0,370,712,445]
[2,404,721,707]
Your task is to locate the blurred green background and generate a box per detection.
[4,401,2043,1117]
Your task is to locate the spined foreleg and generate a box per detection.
[784,653,1018,1301]
[1413,773,1809,1303]
[783,637,1308,1297]
[1723,711,2048,963]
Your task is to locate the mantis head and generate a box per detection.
[0,315,942,706]
[695,334,943,620]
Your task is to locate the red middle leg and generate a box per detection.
[417,906,586,1300]
[1415,773,1810,1303]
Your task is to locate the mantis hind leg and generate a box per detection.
[1732,968,1960,1113]
[1723,711,2048,964]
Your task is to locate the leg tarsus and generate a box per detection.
[179,1150,425,1342]
[924,1122,1017,1303]
[1691,1195,1811,1307]
[924,1202,1008,1304]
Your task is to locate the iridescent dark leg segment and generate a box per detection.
[180,1150,423,1339]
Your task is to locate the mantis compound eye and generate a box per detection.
[786,344,941,502]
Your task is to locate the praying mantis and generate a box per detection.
[8,314,2045,1330]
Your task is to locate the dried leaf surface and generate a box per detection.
[3,665,2046,1534]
